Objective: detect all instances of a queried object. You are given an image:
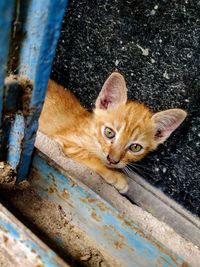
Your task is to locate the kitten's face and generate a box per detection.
[93,102,156,168]
[93,72,187,169]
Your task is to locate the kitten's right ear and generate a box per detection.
[95,72,127,110]
[152,109,187,145]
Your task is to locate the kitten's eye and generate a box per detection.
[104,127,115,139]
[129,143,143,153]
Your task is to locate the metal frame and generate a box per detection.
[0,0,15,158]
[0,202,69,266]
[1,0,68,181]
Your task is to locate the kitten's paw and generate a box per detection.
[114,173,129,194]
[118,183,129,194]
[101,171,128,193]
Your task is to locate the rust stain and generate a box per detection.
[31,248,36,254]
[159,255,189,267]
[181,263,189,267]
[96,202,108,212]
[123,219,132,227]
[61,189,70,199]
[85,196,95,203]
[91,211,101,222]
[79,197,85,203]
[159,256,173,265]
[79,196,96,204]
[47,172,56,183]
[0,225,9,233]
[3,235,8,243]
[103,224,125,241]
[114,241,125,250]
[48,185,57,193]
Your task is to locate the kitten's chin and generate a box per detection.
[104,162,125,169]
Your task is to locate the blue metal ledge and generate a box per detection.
[29,150,189,267]
[0,203,70,266]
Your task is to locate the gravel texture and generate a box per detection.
[51,0,200,216]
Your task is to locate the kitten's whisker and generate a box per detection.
[123,166,141,182]
[122,167,129,176]
[131,166,151,177]
[124,166,136,176]
[124,165,151,179]
[127,162,152,172]
[127,163,154,177]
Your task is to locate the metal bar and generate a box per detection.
[0,0,15,159]
[7,113,25,170]
[29,150,189,267]
[0,202,70,266]
[5,0,68,180]
[126,171,200,248]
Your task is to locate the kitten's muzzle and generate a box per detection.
[107,155,120,165]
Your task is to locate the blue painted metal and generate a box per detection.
[5,0,68,180]
[0,203,70,266]
[30,151,189,267]
[0,0,14,158]
[7,113,25,170]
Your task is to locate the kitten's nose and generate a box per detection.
[107,155,120,165]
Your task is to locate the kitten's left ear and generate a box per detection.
[152,109,187,144]
[95,72,127,110]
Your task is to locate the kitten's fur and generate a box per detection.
[39,72,187,193]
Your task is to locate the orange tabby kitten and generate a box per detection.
[39,72,187,193]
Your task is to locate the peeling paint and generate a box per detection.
[0,203,69,266]
[29,152,189,267]
[0,0,15,159]
[2,0,69,182]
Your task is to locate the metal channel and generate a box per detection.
[30,151,189,267]
[126,172,200,248]
[6,0,68,180]
[0,202,70,266]
[0,0,14,159]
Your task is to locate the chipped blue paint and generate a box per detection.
[4,77,19,113]
[0,203,69,266]
[0,0,14,157]
[7,113,25,170]
[31,152,189,267]
[0,216,20,240]
[3,0,68,181]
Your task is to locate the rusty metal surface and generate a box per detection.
[3,75,32,171]
[0,202,70,267]
[0,0,14,159]
[29,150,189,267]
[15,0,68,181]
[1,0,68,180]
